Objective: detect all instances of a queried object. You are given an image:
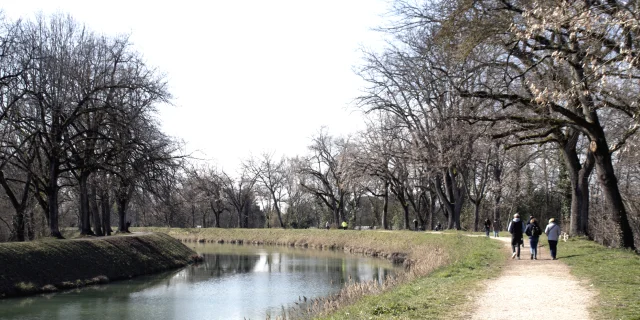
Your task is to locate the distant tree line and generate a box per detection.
[1,2,639,250]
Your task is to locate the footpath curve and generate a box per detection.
[465,236,595,320]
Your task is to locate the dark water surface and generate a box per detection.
[0,243,398,320]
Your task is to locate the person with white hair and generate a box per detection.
[545,218,562,260]
[508,213,526,259]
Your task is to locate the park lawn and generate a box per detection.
[558,237,640,320]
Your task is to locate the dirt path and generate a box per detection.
[466,236,595,320]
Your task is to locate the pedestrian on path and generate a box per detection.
[525,217,542,260]
[484,218,491,237]
[545,218,561,260]
[493,219,501,237]
[341,220,348,230]
[508,213,525,259]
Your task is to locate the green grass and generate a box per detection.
[141,228,505,319]
[317,234,505,319]
[0,232,195,298]
[558,237,640,320]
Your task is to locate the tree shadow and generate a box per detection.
[558,254,584,259]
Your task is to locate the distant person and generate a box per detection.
[341,221,348,230]
[325,221,330,230]
[545,218,561,260]
[493,219,501,237]
[484,219,491,237]
[508,213,525,259]
[413,219,418,231]
[525,217,542,260]
[435,222,442,231]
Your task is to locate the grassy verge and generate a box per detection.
[0,232,196,298]
[558,237,640,320]
[141,228,505,319]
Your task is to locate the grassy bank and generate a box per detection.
[0,232,196,298]
[142,228,505,319]
[558,237,640,320]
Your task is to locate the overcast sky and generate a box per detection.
[2,1,389,173]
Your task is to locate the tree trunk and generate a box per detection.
[473,201,480,232]
[591,139,635,249]
[27,209,35,241]
[10,209,25,242]
[79,172,94,235]
[117,197,129,232]
[578,149,595,236]
[101,189,112,235]
[402,201,410,230]
[428,190,436,230]
[48,157,63,239]
[382,182,389,229]
[90,183,103,236]
[272,194,285,228]
[243,202,250,228]
[560,142,582,236]
[434,173,454,228]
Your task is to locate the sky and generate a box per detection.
[2,1,389,173]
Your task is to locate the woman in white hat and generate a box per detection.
[508,213,525,259]
[545,218,561,260]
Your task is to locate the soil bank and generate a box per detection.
[0,232,196,298]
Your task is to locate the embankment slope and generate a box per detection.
[0,232,195,298]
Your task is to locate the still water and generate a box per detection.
[0,244,398,320]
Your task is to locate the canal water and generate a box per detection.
[0,243,398,320]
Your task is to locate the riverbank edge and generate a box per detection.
[140,227,506,318]
[0,232,196,298]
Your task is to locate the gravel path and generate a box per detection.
[467,236,596,320]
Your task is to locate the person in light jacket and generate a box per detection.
[545,218,562,260]
[508,213,525,260]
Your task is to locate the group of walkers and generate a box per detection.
[507,213,562,260]
[483,218,502,237]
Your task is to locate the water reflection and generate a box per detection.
[0,244,397,320]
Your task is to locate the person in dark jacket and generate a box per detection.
[483,219,491,237]
[493,219,501,237]
[508,213,525,259]
[525,217,542,260]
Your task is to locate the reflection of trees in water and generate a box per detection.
[0,268,184,320]
[0,252,396,320]
[180,252,395,286]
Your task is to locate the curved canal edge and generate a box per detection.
[0,232,197,298]
[140,228,507,318]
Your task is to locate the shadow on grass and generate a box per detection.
[558,254,585,259]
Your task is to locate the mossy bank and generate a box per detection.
[0,232,196,298]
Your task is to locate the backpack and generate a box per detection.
[531,224,541,237]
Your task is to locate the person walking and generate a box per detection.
[508,213,525,259]
[325,221,330,230]
[484,218,491,237]
[545,218,561,260]
[525,217,542,260]
[493,219,501,237]
[341,220,348,230]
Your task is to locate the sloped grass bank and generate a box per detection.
[0,233,195,298]
[141,228,505,319]
[559,238,640,320]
